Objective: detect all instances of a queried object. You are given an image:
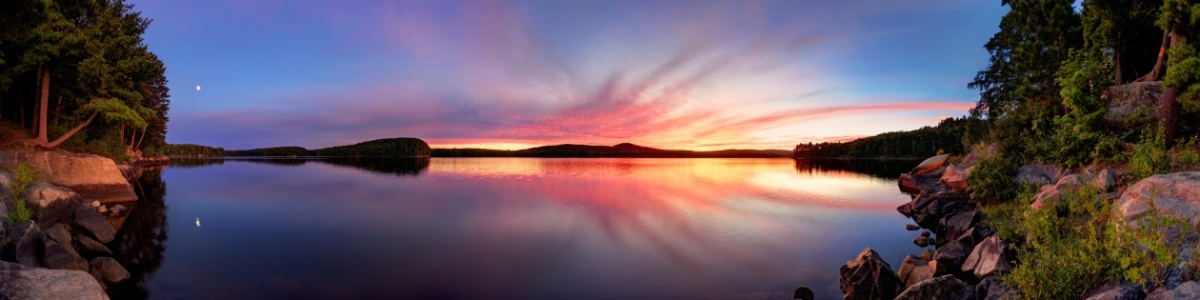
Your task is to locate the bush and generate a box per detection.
[1129,130,1170,181]
[6,163,36,225]
[969,150,1020,204]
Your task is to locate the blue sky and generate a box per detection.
[130,0,1007,150]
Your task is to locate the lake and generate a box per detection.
[109,157,921,299]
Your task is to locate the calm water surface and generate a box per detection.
[111,158,920,299]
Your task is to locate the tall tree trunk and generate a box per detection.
[135,126,148,150]
[36,66,49,144]
[1139,31,1171,82]
[1162,32,1183,148]
[42,111,97,149]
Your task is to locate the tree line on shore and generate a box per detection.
[0,0,169,161]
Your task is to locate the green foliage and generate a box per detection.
[996,185,1188,299]
[1130,129,1171,181]
[967,151,1020,204]
[1168,39,1200,113]
[7,163,36,225]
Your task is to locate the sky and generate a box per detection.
[129,0,1008,151]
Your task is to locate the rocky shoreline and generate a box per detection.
[810,149,1200,300]
[0,150,168,299]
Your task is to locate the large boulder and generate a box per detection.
[0,150,137,203]
[24,183,83,227]
[1117,172,1200,233]
[72,202,116,243]
[14,221,42,268]
[976,276,1019,300]
[1017,164,1066,186]
[0,268,108,300]
[1105,81,1162,123]
[941,164,974,191]
[89,257,129,284]
[896,254,936,290]
[933,236,971,277]
[1147,281,1200,300]
[42,237,88,271]
[1084,280,1146,300]
[899,173,921,194]
[936,209,978,247]
[840,247,901,300]
[894,275,973,300]
[912,154,951,175]
[43,223,77,256]
[962,236,1013,279]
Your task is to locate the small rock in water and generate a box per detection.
[913,236,931,247]
[920,230,932,238]
[113,204,127,213]
[97,206,108,213]
[905,224,920,231]
[793,286,815,300]
[90,201,100,208]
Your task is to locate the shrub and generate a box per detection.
[1129,129,1169,181]
[968,150,1020,204]
[6,163,36,225]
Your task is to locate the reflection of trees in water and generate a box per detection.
[167,157,431,176]
[314,157,430,176]
[793,159,919,180]
[108,169,169,299]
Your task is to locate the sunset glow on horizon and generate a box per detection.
[134,0,1006,151]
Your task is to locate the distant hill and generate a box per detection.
[169,139,788,158]
[167,137,431,158]
[434,143,791,158]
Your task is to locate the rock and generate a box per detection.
[1031,173,1099,211]
[1084,280,1146,300]
[908,188,973,228]
[941,164,973,191]
[0,260,25,270]
[89,257,129,284]
[43,223,77,256]
[1105,81,1162,123]
[840,247,901,300]
[933,236,971,277]
[72,203,116,243]
[899,173,922,194]
[897,254,937,289]
[42,237,88,271]
[897,203,913,216]
[913,236,931,247]
[793,286,814,300]
[962,236,1013,279]
[960,148,986,168]
[113,204,126,213]
[920,230,931,238]
[1147,281,1200,300]
[97,206,108,213]
[1017,163,1066,186]
[905,224,920,231]
[1092,169,1117,192]
[895,275,973,300]
[24,183,83,227]
[912,154,951,175]
[0,268,109,300]
[937,209,978,247]
[90,200,100,208]
[75,234,113,256]
[14,221,42,268]
[1117,172,1200,234]
[0,150,137,203]
[976,276,1019,300]
[919,249,935,261]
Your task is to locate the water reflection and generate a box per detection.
[169,157,431,176]
[109,168,169,299]
[793,158,918,181]
[131,158,914,299]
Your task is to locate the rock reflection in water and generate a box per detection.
[108,168,168,299]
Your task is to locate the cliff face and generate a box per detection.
[0,150,137,204]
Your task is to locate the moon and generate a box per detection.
[196,85,201,91]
